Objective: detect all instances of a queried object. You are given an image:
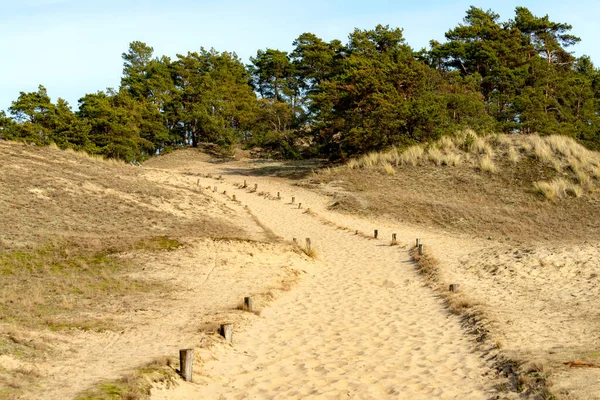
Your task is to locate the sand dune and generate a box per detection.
[150,163,503,399]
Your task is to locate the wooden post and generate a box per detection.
[197,179,200,185]
[298,203,302,209]
[292,197,295,204]
[293,238,298,245]
[392,233,397,245]
[374,230,378,239]
[243,179,247,188]
[220,323,233,342]
[244,296,253,312]
[223,190,227,195]
[277,192,280,199]
[232,195,236,201]
[355,230,359,235]
[415,238,420,248]
[418,243,424,255]
[305,238,311,250]
[449,284,460,292]
[254,183,258,191]
[179,349,194,382]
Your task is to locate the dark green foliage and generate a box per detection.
[3,7,600,159]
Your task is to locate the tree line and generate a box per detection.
[1,6,599,161]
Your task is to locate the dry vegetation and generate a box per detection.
[316,131,600,244]
[0,140,287,399]
[344,130,600,202]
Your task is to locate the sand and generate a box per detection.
[149,162,503,399]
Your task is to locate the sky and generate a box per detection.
[1,0,600,113]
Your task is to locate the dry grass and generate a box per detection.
[339,131,600,201]
[0,240,163,332]
[381,162,396,175]
[508,146,521,164]
[410,248,439,283]
[399,145,424,166]
[533,179,582,201]
[479,154,497,173]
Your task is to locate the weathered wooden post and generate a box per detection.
[293,238,298,245]
[197,179,200,185]
[223,190,227,195]
[418,243,424,255]
[305,238,311,251]
[374,229,378,239]
[244,296,253,312]
[179,349,194,382]
[277,192,281,199]
[254,183,258,191]
[220,323,233,342]
[449,284,460,292]
[232,194,236,201]
[415,238,420,248]
[292,196,295,204]
[298,203,302,209]
[392,233,397,245]
[243,179,247,188]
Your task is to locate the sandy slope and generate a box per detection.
[150,162,503,399]
[0,144,310,400]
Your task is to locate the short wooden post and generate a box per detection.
[292,197,295,204]
[254,183,258,191]
[418,243,424,255]
[374,230,378,239]
[277,192,280,199]
[244,296,253,312]
[220,323,233,342]
[223,190,227,195]
[355,230,359,235]
[305,238,311,250]
[449,284,460,292]
[232,195,236,201]
[179,349,194,382]
[392,233,397,245]
[197,179,200,185]
[298,203,302,209]
[293,238,298,245]
[243,179,247,188]
[415,238,420,248]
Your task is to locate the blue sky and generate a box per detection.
[1,0,599,113]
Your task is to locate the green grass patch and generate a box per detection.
[134,236,182,251]
[76,358,177,400]
[0,242,152,332]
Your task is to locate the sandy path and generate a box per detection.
[152,167,499,399]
